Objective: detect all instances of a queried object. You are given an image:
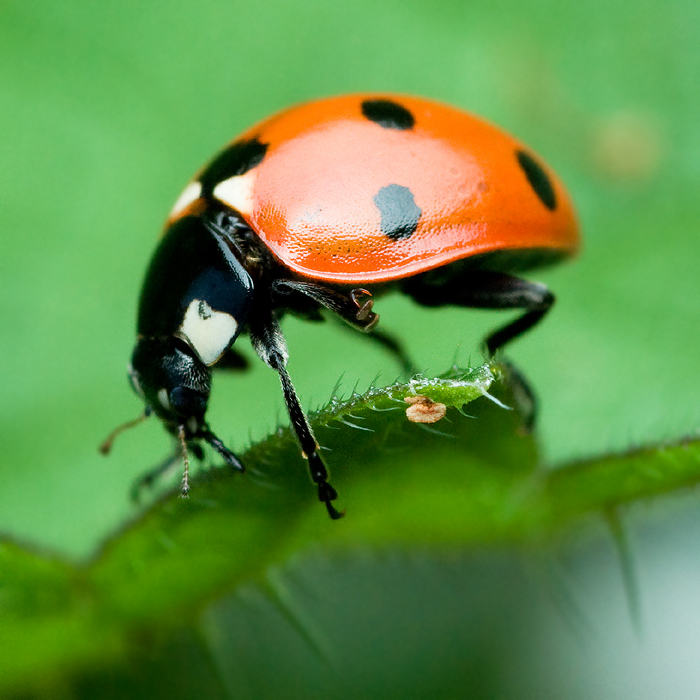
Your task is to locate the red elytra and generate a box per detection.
[171,94,579,283]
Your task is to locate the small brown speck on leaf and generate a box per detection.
[404,395,447,424]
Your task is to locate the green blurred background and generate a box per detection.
[1,0,699,695]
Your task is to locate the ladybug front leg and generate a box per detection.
[248,307,343,519]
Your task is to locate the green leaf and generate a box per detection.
[4,362,700,698]
[1,363,525,696]
[90,363,518,620]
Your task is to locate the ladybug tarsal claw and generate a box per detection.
[351,288,375,321]
[201,428,246,472]
[309,455,344,520]
[351,288,372,307]
[324,499,345,520]
[317,479,343,520]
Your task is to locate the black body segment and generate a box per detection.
[137,215,254,340]
[130,337,211,421]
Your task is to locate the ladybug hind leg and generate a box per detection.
[404,270,555,429]
[403,270,555,353]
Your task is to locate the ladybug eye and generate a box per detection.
[127,363,144,398]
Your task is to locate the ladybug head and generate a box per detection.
[99,334,214,467]
[126,211,255,439]
[101,212,254,472]
[128,336,211,435]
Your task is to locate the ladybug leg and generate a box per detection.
[335,321,419,376]
[405,271,554,429]
[471,275,554,357]
[404,270,554,354]
[274,279,417,374]
[272,280,379,331]
[249,307,343,520]
[198,427,246,472]
[362,327,419,376]
[130,450,181,501]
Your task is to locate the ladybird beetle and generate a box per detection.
[102,94,579,519]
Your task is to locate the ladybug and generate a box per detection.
[103,94,579,519]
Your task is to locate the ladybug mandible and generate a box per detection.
[103,94,579,519]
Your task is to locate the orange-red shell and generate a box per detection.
[174,94,579,284]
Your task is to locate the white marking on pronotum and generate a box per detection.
[213,170,258,216]
[169,181,202,219]
[179,299,237,366]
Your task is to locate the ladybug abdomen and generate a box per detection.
[195,95,579,283]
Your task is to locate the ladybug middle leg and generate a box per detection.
[248,299,343,519]
[346,325,420,377]
[403,269,555,428]
[273,279,379,330]
[273,279,419,375]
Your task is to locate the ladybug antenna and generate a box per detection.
[177,424,191,498]
[99,410,152,455]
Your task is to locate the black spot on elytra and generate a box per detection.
[361,99,415,130]
[200,137,268,196]
[373,184,421,240]
[516,150,557,211]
